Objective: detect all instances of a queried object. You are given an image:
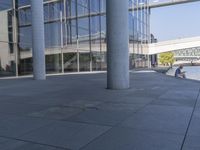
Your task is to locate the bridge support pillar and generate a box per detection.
[106,0,130,90]
[31,0,46,80]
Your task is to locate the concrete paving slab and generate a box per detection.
[0,72,199,150]
[0,102,48,115]
[121,105,192,134]
[28,106,83,120]
[151,97,196,107]
[20,121,110,150]
[6,143,65,150]
[159,90,198,101]
[125,89,163,99]
[0,94,72,107]
[0,116,53,138]
[0,137,64,150]
[182,147,200,150]
[96,102,145,112]
[68,109,133,126]
[80,127,183,150]
[187,109,200,136]
[195,96,200,108]
[0,114,17,121]
[183,135,200,150]
[103,95,156,104]
[63,100,103,109]
[25,96,73,106]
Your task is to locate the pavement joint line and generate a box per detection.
[18,119,55,137]
[123,126,185,136]
[79,98,157,149]
[57,105,98,111]
[64,119,114,128]
[0,135,70,150]
[0,108,67,120]
[0,71,107,80]
[24,113,82,122]
[148,103,195,108]
[0,100,50,107]
[79,125,114,150]
[10,101,59,108]
[180,87,200,150]
[23,109,113,130]
[123,92,198,135]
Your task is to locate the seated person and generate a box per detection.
[175,65,186,78]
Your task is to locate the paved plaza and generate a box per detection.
[0,72,199,150]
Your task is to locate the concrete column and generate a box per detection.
[107,0,130,89]
[31,0,46,80]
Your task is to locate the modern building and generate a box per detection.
[0,0,150,77]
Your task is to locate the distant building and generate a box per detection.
[151,34,157,43]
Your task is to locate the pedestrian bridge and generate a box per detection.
[148,36,200,55]
[149,0,200,9]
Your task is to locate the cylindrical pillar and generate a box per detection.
[107,0,130,89]
[31,0,46,80]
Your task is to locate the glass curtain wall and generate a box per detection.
[64,0,106,72]
[18,0,64,75]
[0,0,149,77]
[129,0,150,68]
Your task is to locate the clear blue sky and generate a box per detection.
[150,0,200,41]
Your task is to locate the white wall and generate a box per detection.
[0,10,11,70]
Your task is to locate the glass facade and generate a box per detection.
[0,0,150,77]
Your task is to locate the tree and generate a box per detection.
[159,52,175,67]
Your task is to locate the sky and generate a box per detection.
[1,0,200,42]
[150,0,200,42]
